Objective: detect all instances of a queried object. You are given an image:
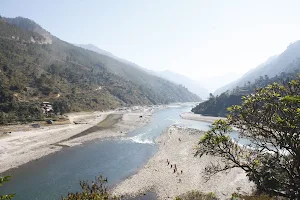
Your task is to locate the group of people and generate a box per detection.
[167,159,183,174]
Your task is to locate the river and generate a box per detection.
[0,104,212,200]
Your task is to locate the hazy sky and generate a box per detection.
[1,0,300,89]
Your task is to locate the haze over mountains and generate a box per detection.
[193,41,300,117]
[0,16,201,123]
[77,44,209,99]
[215,41,300,94]
[156,70,209,99]
[193,39,300,117]
[196,72,241,93]
[76,44,114,58]
[84,36,300,98]
[2,15,300,121]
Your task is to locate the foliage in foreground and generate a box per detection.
[62,175,118,200]
[0,176,14,200]
[231,193,279,200]
[175,191,218,200]
[175,190,279,200]
[195,77,300,199]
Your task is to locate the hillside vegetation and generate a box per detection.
[0,16,200,124]
[192,70,299,117]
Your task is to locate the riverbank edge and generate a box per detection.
[112,125,254,200]
[0,105,165,174]
[180,112,226,123]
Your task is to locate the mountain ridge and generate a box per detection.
[2,16,52,44]
[215,42,300,94]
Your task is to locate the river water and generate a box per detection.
[0,104,212,200]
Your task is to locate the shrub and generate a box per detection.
[175,191,218,200]
[0,176,14,200]
[61,175,118,200]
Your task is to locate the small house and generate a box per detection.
[41,102,54,114]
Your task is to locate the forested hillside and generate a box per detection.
[0,16,200,124]
[192,70,300,117]
[215,41,300,95]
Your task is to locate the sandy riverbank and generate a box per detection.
[113,126,254,200]
[180,112,226,123]
[0,106,156,174]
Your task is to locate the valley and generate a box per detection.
[0,3,300,199]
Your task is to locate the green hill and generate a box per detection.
[0,16,200,124]
[192,70,299,117]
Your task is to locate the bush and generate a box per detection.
[61,175,118,200]
[231,192,284,200]
[0,176,14,200]
[175,191,218,200]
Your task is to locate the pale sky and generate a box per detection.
[1,0,300,89]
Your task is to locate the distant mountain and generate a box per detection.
[0,16,200,124]
[76,44,114,57]
[215,41,300,94]
[77,44,203,99]
[76,44,169,82]
[156,70,208,99]
[76,43,142,68]
[196,72,241,93]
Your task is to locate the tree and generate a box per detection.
[0,176,14,200]
[61,175,118,200]
[53,100,69,115]
[195,77,300,199]
[0,112,7,124]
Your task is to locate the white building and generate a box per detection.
[41,102,53,114]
